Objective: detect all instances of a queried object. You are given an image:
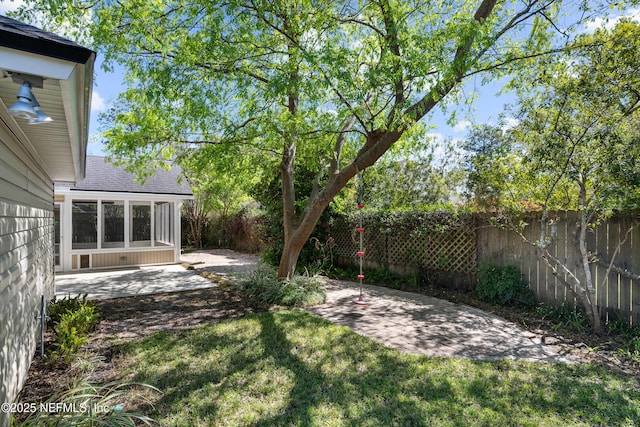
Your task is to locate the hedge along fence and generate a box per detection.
[327,211,640,326]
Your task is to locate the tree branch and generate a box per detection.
[404,0,499,124]
[594,221,640,284]
[330,115,357,176]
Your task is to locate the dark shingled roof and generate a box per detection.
[69,156,193,196]
[0,14,94,63]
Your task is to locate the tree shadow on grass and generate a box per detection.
[118,323,268,422]
[250,310,451,427]
[119,310,640,426]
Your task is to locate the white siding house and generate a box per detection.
[0,15,94,425]
[55,156,193,271]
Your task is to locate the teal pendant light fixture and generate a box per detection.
[7,81,37,120]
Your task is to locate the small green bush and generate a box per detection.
[48,294,91,324]
[607,317,640,362]
[48,296,99,364]
[476,264,536,307]
[237,263,326,307]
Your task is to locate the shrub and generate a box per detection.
[48,294,91,324]
[237,263,327,307]
[48,295,99,364]
[280,274,327,307]
[476,264,536,307]
[607,317,640,362]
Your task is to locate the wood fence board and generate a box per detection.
[607,220,621,321]
[632,280,640,326]
[521,219,539,300]
[554,213,566,302]
[593,220,608,317]
[329,211,640,326]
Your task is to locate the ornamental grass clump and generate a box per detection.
[237,263,326,307]
[14,374,159,427]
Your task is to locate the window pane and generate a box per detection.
[103,201,124,248]
[155,202,174,246]
[54,205,61,265]
[72,201,97,249]
[130,202,151,247]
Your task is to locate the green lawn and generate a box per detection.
[119,310,640,427]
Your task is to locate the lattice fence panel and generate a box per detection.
[330,217,358,259]
[328,213,477,275]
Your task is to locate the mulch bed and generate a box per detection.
[16,284,259,414]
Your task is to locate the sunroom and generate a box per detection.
[54,156,193,271]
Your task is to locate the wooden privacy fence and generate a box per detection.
[477,211,640,326]
[327,211,640,326]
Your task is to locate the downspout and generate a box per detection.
[37,294,49,358]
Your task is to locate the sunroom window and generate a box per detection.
[155,201,174,246]
[70,198,177,251]
[72,201,97,249]
[130,202,152,247]
[102,200,125,248]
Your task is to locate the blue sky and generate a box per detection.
[1,0,638,159]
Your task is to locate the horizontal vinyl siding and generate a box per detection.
[0,131,55,426]
[90,249,175,269]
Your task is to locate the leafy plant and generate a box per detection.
[620,337,640,363]
[476,264,536,307]
[536,302,591,334]
[607,317,640,362]
[48,296,99,364]
[306,236,336,276]
[329,264,418,290]
[48,294,91,324]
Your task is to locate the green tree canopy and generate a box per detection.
[461,121,530,210]
[13,0,631,277]
[515,19,640,216]
[494,20,640,333]
[360,144,464,213]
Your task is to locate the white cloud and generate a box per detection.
[583,7,640,33]
[453,120,471,133]
[0,0,24,15]
[91,91,106,112]
[501,117,520,132]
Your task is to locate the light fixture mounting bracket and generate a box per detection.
[10,72,44,88]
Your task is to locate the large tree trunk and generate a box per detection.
[277,213,321,279]
[276,130,401,278]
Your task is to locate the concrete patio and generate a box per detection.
[55,249,578,363]
[55,264,213,300]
